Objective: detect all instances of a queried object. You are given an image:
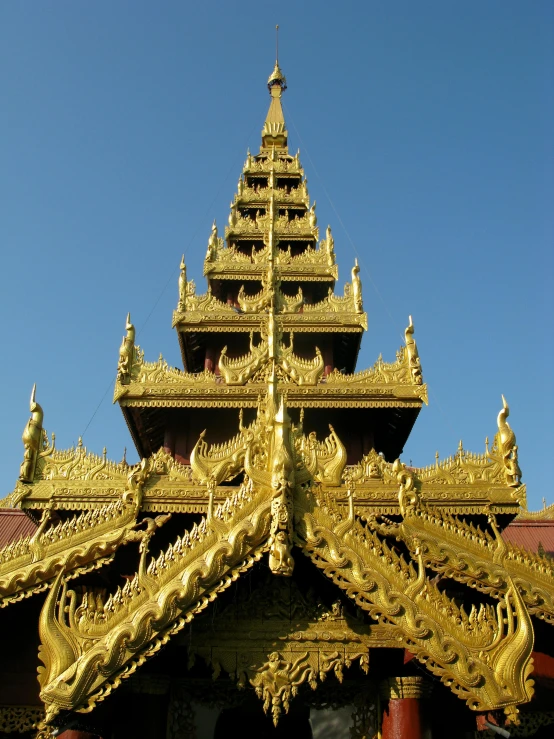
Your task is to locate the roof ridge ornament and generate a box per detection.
[19,384,44,484]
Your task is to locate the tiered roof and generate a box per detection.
[0,60,549,735]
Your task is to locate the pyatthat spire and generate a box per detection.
[262,36,288,150]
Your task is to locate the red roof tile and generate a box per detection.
[502,520,554,557]
[0,508,38,547]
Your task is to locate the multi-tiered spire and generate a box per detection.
[110,64,429,463]
[2,60,540,736]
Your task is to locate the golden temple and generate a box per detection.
[0,57,553,739]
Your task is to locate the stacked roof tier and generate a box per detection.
[116,66,427,465]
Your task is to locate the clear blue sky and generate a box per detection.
[1,2,552,510]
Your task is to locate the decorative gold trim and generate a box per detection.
[380,677,433,700]
[297,484,535,716]
[0,497,139,606]
[37,482,271,720]
[0,705,44,733]
[370,500,554,624]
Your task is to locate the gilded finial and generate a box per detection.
[267,62,287,94]
[19,384,44,484]
[351,258,363,313]
[405,316,423,385]
[496,395,521,486]
[268,25,286,94]
[206,221,219,262]
[178,255,187,312]
[117,313,136,385]
[262,27,288,149]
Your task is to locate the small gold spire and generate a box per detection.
[262,27,288,150]
[267,62,287,93]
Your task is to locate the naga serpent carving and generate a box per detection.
[37,484,271,721]
[296,486,534,720]
[370,498,554,626]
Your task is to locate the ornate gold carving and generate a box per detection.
[19,384,44,483]
[297,484,535,717]
[371,494,554,626]
[219,334,268,384]
[381,676,432,700]
[280,335,324,385]
[325,333,425,394]
[0,496,139,606]
[117,313,135,385]
[37,481,271,722]
[250,651,320,724]
[267,396,296,576]
[37,438,130,483]
[236,183,307,206]
[177,255,187,312]
[301,425,347,486]
[204,220,223,263]
[349,404,525,499]
[181,285,233,315]
[8,63,545,734]
[489,396,522,487]
[352,259,363,314]
[0,705,45,733]
[204,243,337,280]
[405,316,422,384]
[190,412,255,485]
[303,283,366,320]
[516,502,554,520]
[243,154,303,175]
[187,576,371,725]
[322,225,336,266]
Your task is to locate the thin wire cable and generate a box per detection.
[284,103,403,343]
[80,124,259,440]
[284,104,459,440]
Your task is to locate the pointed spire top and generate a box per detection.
[262,26,288,149]
[267,62,287,94]
[267,25,287,94]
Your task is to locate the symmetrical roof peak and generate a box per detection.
[262,61,288,150]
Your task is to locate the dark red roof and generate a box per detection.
[502,520,554,557]
[0,508,38,547]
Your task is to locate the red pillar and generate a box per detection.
[163,427,175,457]
[381,677,432,739]
[205,346,216,372]
[322,341,333,376]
